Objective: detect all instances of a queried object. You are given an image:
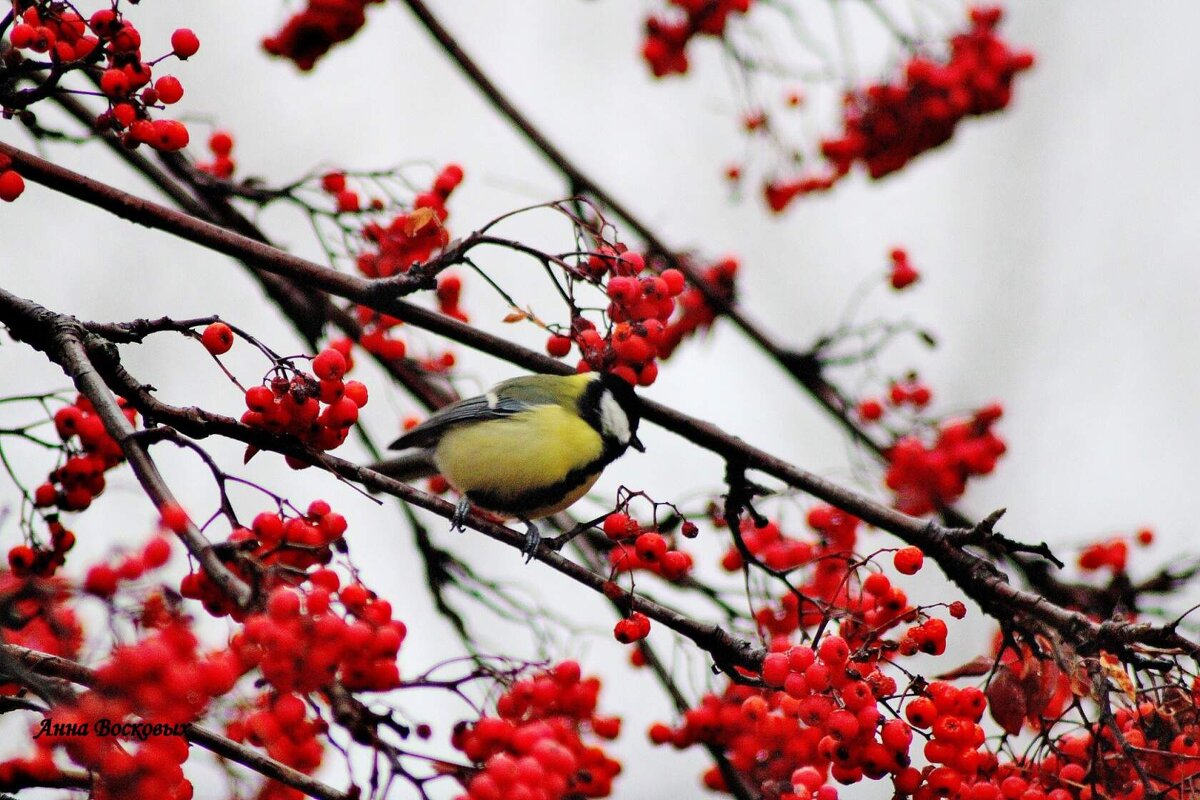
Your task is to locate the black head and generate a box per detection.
[580,372,644,455]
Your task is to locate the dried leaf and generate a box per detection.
[937,655,996,680]
[987,665,1028,736]
[404,207,438,236]
[1101,652,1137,701]
[502,310,528,324]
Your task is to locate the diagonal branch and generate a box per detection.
[0,288,252,608]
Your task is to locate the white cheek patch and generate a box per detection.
[598,389,631,446]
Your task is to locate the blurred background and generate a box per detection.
[3,1,1199,796]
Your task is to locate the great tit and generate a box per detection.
[386,372,644,558]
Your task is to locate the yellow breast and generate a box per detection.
[432,404,606,518]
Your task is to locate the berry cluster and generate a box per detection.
[656,256,739,359]
[0,154,24,202]
[7,517,76,578]
[341,165,462,363]
[225,691,325,798]
[603,514,694,581]
[0,570,82,695]
[231,580,403,693]
[262,0,384,71]
[452,660,622,800]
[32,394,136,513]
[819,8,1034,181]
[651,634,918,798]
[884,403,1005,516]
[1077,528,1153,574]
[7,4,97,62]
[23,621,239,800]
[59,5,201,152]
[759,7,1032,213]
[720,507,867,635]
[953,691,1200,800]
[240,348,369,466]
[180,502,349,618]
[196,131,237,180]
[83,534,172,597]
[641,0,754,77]
[857,377,933,423]
[548,246,687,387]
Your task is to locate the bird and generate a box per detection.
[384,372,644,559]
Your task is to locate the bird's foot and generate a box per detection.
[450,496,471,532]
[520,520,542,564]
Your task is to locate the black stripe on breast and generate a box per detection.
[466,453,612,517]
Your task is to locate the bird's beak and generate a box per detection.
[630,433,645,453]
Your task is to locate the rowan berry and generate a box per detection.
[905,696,937,728]
[171,28,200,58]
[312,348,348,380]
[143,537,171,568]
[160,502,189,533]
[150,119,190,151]
[546,335,572,357]
[634,532,667,562]
[200,322,234,355]
[761,652,789,686]
[603,512,635,540]
[894,546,924,575]
[858,399,884,421]
[154,76,184,104]
[0,170,25,202]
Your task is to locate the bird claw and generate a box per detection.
[521,520,541,564]
[450,497,470,532]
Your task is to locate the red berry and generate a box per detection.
[143,537,171,568]
[33,483,57,507]
[857,398,884,421]
[603,513,635,540]
[85,564,119,596]
[8,545,36,574]
[0,170,25,202]
[150,119,190,151]
[99,68,130,96]
[160,502,189,533]
[171,28,200,58]
[321,171,346,193]
[660,269,686,296]
[200,322,234,355]
[154,76,184,104]
[894,546,924,575]
[761,653,789,686]
[312,349,348,380]
[546,335,572,358]
[634,532,667,562]
[343,380,369,407]
[209,131,234,156]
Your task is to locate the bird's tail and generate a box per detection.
[369,450,438,483]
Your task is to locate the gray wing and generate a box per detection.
[388,389,533,450]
